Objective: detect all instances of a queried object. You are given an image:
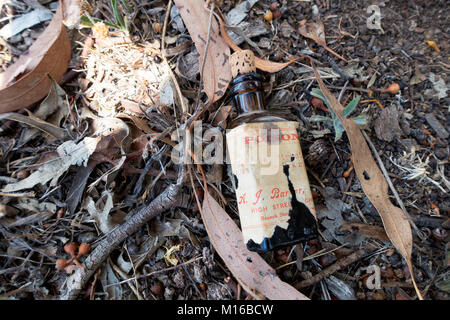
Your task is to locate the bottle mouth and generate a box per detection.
[231,73,264,96]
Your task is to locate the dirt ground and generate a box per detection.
[0,0,448,300]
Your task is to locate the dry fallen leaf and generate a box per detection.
[298,20,347,62]
[2,137,99,193]
[174,0,231,103]
[0,111,67,140]
[100,259,123,300]
[84,191,123,234]
[217,13,307,72]
[311,63,423,300]
[0,0,71,113]
[19,76,70,144]
[163,244,182,266]
[0,8,53,39]
[61,0,86,29]
[86,116,130,190]
[202,192,309,300]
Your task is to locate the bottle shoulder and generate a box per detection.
[228,110,291,129]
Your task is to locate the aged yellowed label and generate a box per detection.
[227,121,316,245]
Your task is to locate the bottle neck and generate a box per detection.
[231,73,265,114]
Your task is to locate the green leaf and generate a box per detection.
[111,0,126,30]
[80,15,94,27]
[80,16,120,29]
[343,95,361,118]
[310,115,333,123]
[310,88,330,109]
[333,118,345,141]
[352,115,369,126]
[310,88,348,141]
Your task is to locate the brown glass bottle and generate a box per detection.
[227,51,318,252]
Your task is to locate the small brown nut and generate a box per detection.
[276,252,292,263]
[153,22,162,33]
[77,243,91,258]
[64,242,78,258]
[56,258,71,270]
[16,170,29,179]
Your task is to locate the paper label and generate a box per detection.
[227,121,316,245]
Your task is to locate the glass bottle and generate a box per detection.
[226,50,318,252]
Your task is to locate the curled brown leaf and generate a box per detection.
[298,20,347,62]
[217,12,309,73]
[173,0,231,103]
[0,0,71,113]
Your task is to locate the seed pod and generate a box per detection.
[379,83,400,95]
[153,22,162,33]
[64,242,78,258]
[199,283,207,298]
[77,243,91,258]
[305,139,331,168]
[56,258,71,270]
[426,40,440,53]
[380,266,394,278]
[16,170,29,179]
[343,165,354,178]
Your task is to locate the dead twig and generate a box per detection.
[161,0,173,50]
[60,183,184,300]
[294,247,373,289]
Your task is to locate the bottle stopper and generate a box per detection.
[230,50,256,78]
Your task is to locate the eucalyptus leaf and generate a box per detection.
[353,115,369,126]
[310,115,333,123]
[333,117,345,141]
[311,88,365,141]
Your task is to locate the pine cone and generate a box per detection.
[305,139,331,168]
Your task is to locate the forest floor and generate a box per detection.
[0,0,448,300]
